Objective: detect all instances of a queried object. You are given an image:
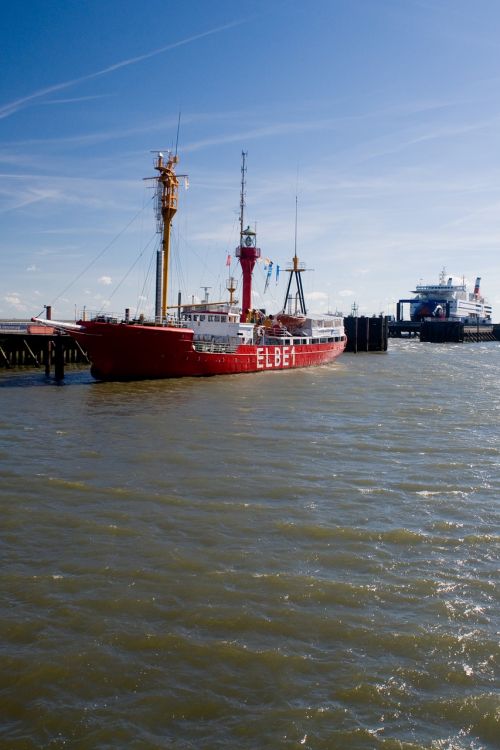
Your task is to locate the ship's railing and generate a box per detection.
[193,340,238,354]
[81,310,191,328]
[92,315,120,324]
[82,310,128,323]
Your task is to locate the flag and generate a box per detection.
[226,254,231,266]
[275,265,280,283]
[264,261,273,293]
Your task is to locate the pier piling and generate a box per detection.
[343,315,389,353]
[54,337,65,380]
[0,330,88,376]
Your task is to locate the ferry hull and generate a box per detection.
[70,322,346,380]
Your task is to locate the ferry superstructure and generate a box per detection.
[409,269,492,324]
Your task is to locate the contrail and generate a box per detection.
[0,20,244,120]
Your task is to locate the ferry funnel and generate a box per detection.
[474,277,481,297]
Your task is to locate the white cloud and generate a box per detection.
[4,293,24,309]
[98,275,112,286]
[26,265,37,272]
[339,289,355,297]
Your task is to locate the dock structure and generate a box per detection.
[420,320,498,343]
[343,315,389,353]
[389,319,499,343]
[0,329,88,378]
[388,320,421,338]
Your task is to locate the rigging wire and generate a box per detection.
[174,111,181,157]
[48,196,154,308]
[134,244,158,319]
[104,232,157,309]
[171,229,189,305]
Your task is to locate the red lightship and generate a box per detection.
[34,152,346,380]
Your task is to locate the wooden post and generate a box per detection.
[0,345,10,368]
[44,340,51,376]
[44,306,53,376]
[22,339,39,367]
[54,337,64,380]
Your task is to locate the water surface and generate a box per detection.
[1,340,499,748]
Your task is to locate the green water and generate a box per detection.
[1,340,499,749]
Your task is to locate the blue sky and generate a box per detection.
[2,0,500,320]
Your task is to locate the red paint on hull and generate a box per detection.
[71,322,346,380]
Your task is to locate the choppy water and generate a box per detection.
[1,339,499,749]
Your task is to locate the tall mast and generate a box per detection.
[153,152,180,320]
[282,195,307,315]
[239,150,247,240]
[235,151,260,321]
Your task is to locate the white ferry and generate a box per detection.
[409,269,493,324]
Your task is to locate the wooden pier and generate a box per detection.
[0,330,88,378]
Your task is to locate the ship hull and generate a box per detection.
[70,322,346,380]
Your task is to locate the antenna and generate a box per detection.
[281,191,308,316]
[294,194,298,260]
[175,112,181,157]
[294,163,300,260]
[239,150,247,240]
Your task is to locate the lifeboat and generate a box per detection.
[276,313,306,332]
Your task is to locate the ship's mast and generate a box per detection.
[226,275,237,305]
[235,151,260,321]
[239,150,247,240]
[151,152,182,320]
[282,195,307,315]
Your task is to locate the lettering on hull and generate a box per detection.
[256,346,296,369]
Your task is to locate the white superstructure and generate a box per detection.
[410,269,492,324]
